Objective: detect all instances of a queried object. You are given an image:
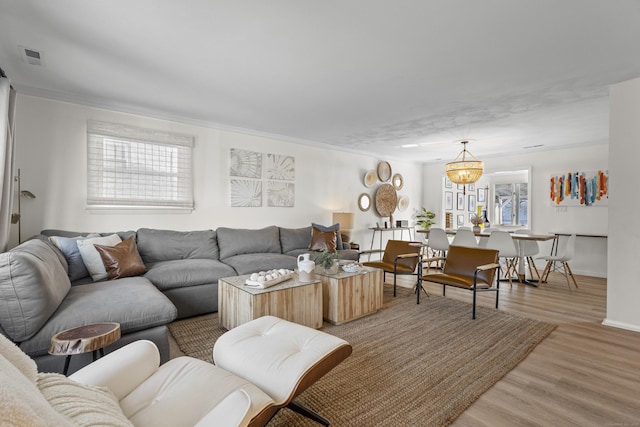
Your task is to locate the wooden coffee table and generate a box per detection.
[49,322,121,375]
[315,266,383,325]
[218,273,322,330]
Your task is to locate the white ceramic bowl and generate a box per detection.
[341,264,359,273]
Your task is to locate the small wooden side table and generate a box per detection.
[316,266,383,325]
[49,322,121,375]
[218,274,322,330]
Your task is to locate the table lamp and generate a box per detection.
[332,212,354,242]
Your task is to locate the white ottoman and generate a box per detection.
[213,316,352,426]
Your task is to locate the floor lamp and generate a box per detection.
[10,168,36,243]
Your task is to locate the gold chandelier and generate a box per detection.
[445,140,484,184]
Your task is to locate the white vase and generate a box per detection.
[297,253,315,282]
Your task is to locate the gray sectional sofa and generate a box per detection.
[0,225,358,374]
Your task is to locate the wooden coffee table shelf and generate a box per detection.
[218,273,322,330]
[316,266,383,325]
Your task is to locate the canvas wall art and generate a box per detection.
[229,179,262,207]
[266,154,295,180]
[229,149,262,178]
[549,170,608,206]
[267,181,295,207]
[229,149,295,207]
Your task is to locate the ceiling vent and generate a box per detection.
[19,45,44,66]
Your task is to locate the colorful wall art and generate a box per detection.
[549,170,608,206]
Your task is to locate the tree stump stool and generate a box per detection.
[49,322,121,375]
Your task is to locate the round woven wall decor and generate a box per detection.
[374,183,398,217]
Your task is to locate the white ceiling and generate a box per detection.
[1,0,639,163]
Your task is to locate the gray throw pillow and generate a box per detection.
[49,235,99,282]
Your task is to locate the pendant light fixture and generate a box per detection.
[445,140,484,184]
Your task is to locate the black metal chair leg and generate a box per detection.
[472,288,477,319]
[287,401,330,426]
[393,274,397,297]
[416,262,422,304]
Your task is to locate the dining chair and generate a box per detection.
[486,231,519,287]
[538,234,578,289]
[451,228,478,248]
[515,229,540,281]
[362,239,422,297]
[424,227,449,272]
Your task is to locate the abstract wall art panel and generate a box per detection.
[549,170,608,206]
[230,179,262,207]
[266,154,295,180]
[267,181,295,207]
[229,149,262,178]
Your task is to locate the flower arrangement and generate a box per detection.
[470,214,484,226]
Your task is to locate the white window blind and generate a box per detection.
[87,121,194,209]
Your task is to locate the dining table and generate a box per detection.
[417,229,557,286]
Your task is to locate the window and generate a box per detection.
[87,121,194,209]
[494,182,528,226]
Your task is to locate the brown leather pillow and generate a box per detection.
[95,237,146,280]
[309,226,337,252]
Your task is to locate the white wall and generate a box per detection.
[606,77,640,332]
[9,95,423,249]
[422,144,609,277]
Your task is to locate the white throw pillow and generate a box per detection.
[77,234,122,281]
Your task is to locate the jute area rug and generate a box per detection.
[168,286,556,426]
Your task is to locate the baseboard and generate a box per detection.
[601,318,640,333]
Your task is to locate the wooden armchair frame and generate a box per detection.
[418,245,501,319]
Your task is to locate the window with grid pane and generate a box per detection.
[87,121,194,209]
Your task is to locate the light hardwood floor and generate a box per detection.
[395,271,640,427]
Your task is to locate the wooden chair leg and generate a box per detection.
[499,257,513,287]
[509,258,518,283]
[527,256,540,280]
[567,263,579,289]
[564,262,579,289]
[525,258,534,281]
[540,260,552,283]
[505,258,515,287]
[560,262,572,289]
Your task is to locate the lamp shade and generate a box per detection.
[332,212,354,230]
[445,141,484,184]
